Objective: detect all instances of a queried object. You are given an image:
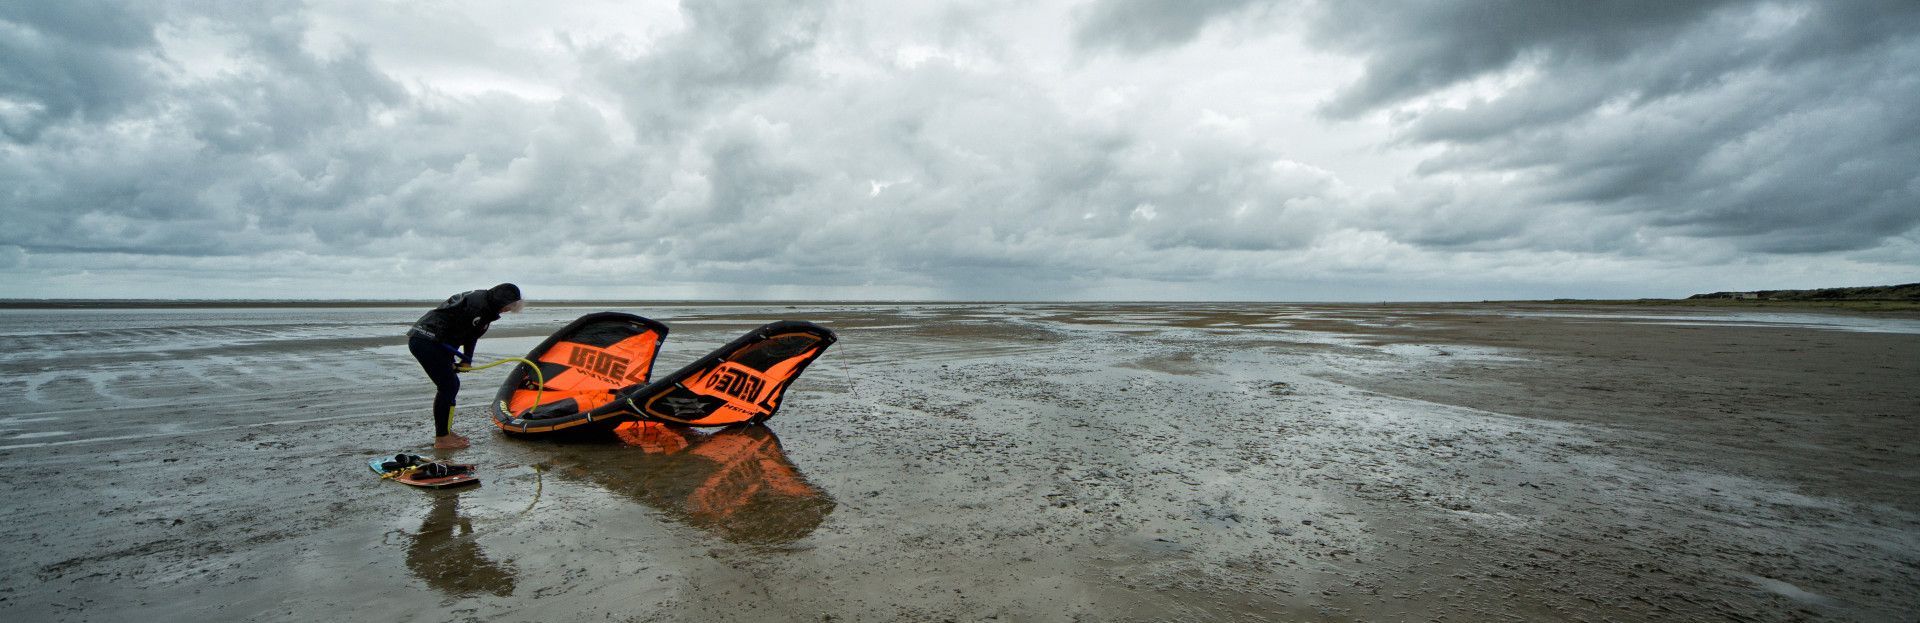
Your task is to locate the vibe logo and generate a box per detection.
[704,365,766,403]
[568,346,631,382]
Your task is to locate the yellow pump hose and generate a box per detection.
[457,356,546,417]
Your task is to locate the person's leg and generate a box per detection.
[409,337,462,440]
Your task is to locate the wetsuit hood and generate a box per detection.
[487,283,522,309]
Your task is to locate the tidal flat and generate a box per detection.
[1,302,1915,622]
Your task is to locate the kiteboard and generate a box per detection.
[368,454,479,489]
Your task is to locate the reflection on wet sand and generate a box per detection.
[576,422,835,544]
[405,494,517,597]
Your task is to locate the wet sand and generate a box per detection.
[1,303,1916,622]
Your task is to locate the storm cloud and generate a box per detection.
[1,0,1913,300]
[1306,0,1920,255]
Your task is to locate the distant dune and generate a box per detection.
[1530,283,1920,311]
[1688,283,1920,301]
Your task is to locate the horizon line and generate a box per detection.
[0,297,1671,308]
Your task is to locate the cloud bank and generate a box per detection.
[2,0,1914,300]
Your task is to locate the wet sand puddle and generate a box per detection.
[0,303,1915,621]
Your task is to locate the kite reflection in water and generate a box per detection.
[568,421,836,545]
[403,494,517,597]
[391,420,829,597]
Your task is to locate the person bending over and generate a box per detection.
[407,283,524,449]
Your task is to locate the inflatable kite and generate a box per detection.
[489,312,836,435]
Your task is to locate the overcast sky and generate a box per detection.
[3,0,1915,301]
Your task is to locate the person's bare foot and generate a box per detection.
[433,433,470,449]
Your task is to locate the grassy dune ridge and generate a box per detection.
[1531,283,1920,312]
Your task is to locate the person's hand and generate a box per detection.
[455,363,472,373]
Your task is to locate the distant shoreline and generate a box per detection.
[1520,298,1920,312]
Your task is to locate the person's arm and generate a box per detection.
[456,291,486,367]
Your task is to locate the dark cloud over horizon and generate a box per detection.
[0,1,1913,300]
[1076,0,1920,256]
[1310,0,1920,256]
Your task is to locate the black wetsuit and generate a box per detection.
[408,284,519,437]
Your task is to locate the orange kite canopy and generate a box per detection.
[489,313,836,435]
